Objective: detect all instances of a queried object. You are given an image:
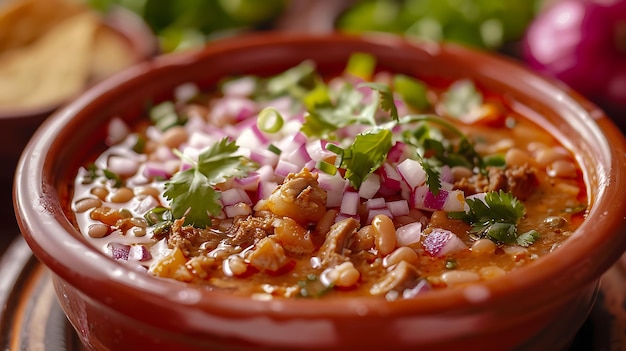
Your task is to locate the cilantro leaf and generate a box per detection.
[360,82,399,122]
[163,138,257,228]
[456,190,527,244]
[443,79,483,119]
[338,129,393,189]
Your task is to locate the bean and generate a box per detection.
[87,223,110,238]
[547,159,577,178]
[74,198,102,213]
[450,166,473,182]
[504,148,532,167]
[383,246,419,268]
[372,214,397,256]
[440,270,480,285]
[479,266,506,280]
[161,126,188,148]
[534,146,569,167]
[327,262,360,288]
[130,226,147,237]
[130,218,148,228]
[471,239,496,255]
[109,187,134,203]
[135,186,160,199]
[90,187,109,201]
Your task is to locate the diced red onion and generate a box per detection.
[306,140,336,162]
[317,172,348,208]
[108,242,131,261]
[334,212,360,224]
[222,76,256,97]
[274,159,300,178]
[233,173,261,191]
[395,221,423,246]
[439,165,453,183]
[442,190,465,212]
[386,199,409,217]
[284,142,312,168]
[379,162,403,194]
[133,194,161,215]
[187,131,216,149]
[129,245,152,262]
[142,162,172,180]
[387,141,410,163]
[257,180,278,200]
[365,197,386,210]
[411,187,465,212]
[106,117,130,145]
[396,158,427,190]
[358,173,381,199]
[422,228,468,257]
[107,155,139,177]
[220,188,252,206]
[249,148,279,167]
[424,189,449,210]
[340,191,360,216]
[174,83,199,102]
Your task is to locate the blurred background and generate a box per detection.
[1,0,625,231]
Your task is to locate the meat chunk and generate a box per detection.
[246,237,290,272]
[369,261,420,296]
[318,218,360,266]
[454,164,538,200]
[167,219,222,257]
[268,168,327,224]
[225,212,275,248]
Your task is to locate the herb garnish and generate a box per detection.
[449,190,539,246]
[163,137,257,228]
[82,164,123,188]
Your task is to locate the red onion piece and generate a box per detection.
[220,188,252,206]
[317,172,348,208]
[340,191,360,216]
[129,245,152,262]
[396,158,427,189]
[422,228,468,257]
[386,199,410,217]
[108,242,131,261]
[358,173,381,199]
[396,222,423,246]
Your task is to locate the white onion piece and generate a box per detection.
[222,76,256,97]
[386,199,409,217]
[134,195,160,216]
[274,159,300,178]
[106,117,130,145]
[174,83,199,102]
[358,173,381,199]
[233,173,261,191]
[249,148,279,167]
[129,245,152,262]
[396,222,423,246]
[387,141,410,163]
[422,228,468,257]
[107,156,139,177]
[257,181,278,201]
[366,207,393,224]
[365,197,386,210]
[220,188,252,206]
[396,158,426,189]
[340,192,360,216]
[317,172,348,208]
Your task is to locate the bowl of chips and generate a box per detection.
[0,0,157,187]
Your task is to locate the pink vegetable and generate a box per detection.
[422,228,468,257]
[522,0,626,127]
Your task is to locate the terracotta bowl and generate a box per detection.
[14,33,626,351]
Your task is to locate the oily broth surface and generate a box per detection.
[70,69,587,299]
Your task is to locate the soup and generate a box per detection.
[71,54,587,300]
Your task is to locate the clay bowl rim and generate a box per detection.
[14,32,626,322]
[0,5,158,121]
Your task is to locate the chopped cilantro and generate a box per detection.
[265,60,317,98]
[334,129,393,189]
[345,52,377,80]
[150,101,187,131]
[297,274,334,298]
[445,258,457,269]
[516,230,540,247]
[81,164,123,187]
[443,79,483,119]
[450,190,529,245]
[359,82,399,122]
[393,74,430,111]
[163,138,257,228]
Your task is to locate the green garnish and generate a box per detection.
[445,258,458,269]
[163,137,257,228]
[81,164,123,187]
[516,230,540,247]
[264,60,317,98]
[333,129,393,189]
[393,74,430,111]
[345,52,377,80]
[150,101,186,131]
[297,274,334,298]
[257,107,284,133]
[450,190,531,245]
[359,82,399,122]
[443,79,483,119]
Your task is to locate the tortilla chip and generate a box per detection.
[0,12,98,109]
[0,0,88,52]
